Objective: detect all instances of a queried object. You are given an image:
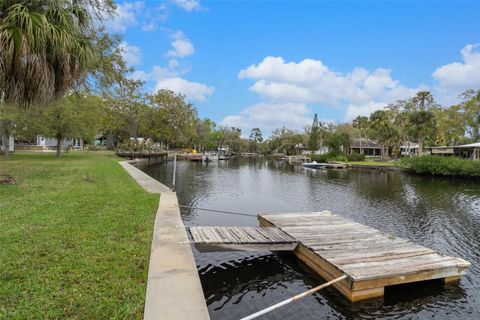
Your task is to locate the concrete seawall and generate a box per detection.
[120,161,209,320]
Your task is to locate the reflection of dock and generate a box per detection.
[190,211,470,302]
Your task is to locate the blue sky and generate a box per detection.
[106,0,480,137]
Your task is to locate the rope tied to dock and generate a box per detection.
[178,205,258,217]
[239,274,348,320]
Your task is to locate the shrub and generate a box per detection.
[310,152,348,163]
[347,152,366,162]
[400,156,480,177]
[310,154,329,162]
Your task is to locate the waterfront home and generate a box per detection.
[3,135,84,152]
[453,142,480,159]
[349,138,386,157]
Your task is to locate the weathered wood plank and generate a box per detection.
[188,226,298,252]
[258,211,471,302]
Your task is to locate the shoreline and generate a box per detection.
[120,160,210,320]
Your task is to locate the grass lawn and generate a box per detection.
[0,152,159,319]
[348,160,398,166]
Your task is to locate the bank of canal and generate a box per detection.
[139,157,480,320]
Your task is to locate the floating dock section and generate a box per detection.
[190,211,470,302]
[189,226,298,252]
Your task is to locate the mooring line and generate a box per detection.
[240,274,348,320]
[178,205,257,217]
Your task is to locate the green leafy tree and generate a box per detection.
[249,128,263,152]
[325,131,351,155]
[352,116,369,154]
[459,89,480,141]
[148,90,199,148]
[369,109,400,159]
[407,110,436,156]
[42,94,102,158]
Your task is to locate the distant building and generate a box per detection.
[400,143,421,157]
[350,138,384,157]
[15,135,83,151]
[0,135,14,152]
[453,142,480,159]
[430,146,454,156]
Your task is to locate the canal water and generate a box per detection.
[139,157,480,319]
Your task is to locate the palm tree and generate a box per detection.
[407,110,436,157]
[352,116,369,154]
[408,91,436,156]
[412,91,434,111]
[0,1,97,107]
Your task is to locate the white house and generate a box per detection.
[14,135,83,151]
[0,135,15,152]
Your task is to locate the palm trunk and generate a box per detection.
[56,135,63,158]
[418,138,423,157]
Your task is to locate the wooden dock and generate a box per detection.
[188,226,298,252]
[116,151,168,164]
[190,211,471,302]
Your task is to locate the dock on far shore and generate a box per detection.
[189,211,471,302]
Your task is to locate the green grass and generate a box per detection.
[0,152,159,319]
[348,160,398,166]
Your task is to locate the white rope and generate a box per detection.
[240,274,348,320]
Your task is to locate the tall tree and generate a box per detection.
[412,91,434,111]
[42,94,102,158]
[407,110,436,156]
[352,116,369,154]
[249,128,263,153]
[369,109,399,159]
[459,89,480,141]
[308,113,320,151]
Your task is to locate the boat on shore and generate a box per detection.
[303,161,347,169]
[303,161,326,169]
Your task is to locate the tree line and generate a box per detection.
[257,89,480,159]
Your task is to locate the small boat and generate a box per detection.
[218,147,230,160]
[303,161,327,169]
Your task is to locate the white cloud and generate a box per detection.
[105,1,143,33]
[239,56,422,122]
[170,0,203,12]
[119,42,142,66]
[344,101,386,122]
[221,103,312,133]
[154,77,214,101]
[239,57,418,106]
[167,31,195,58]
[433,44,480,104]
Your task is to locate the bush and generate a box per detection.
[347,152,366,162]
[400,156,480,177]
[310,154,329,163]
[310,153,348,163]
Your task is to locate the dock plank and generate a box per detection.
[188,226,298,252]
[258,211,471,302]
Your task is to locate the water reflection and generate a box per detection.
[139,157,480,319]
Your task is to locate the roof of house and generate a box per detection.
[350,138,381,149]
[454,142,480,148]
